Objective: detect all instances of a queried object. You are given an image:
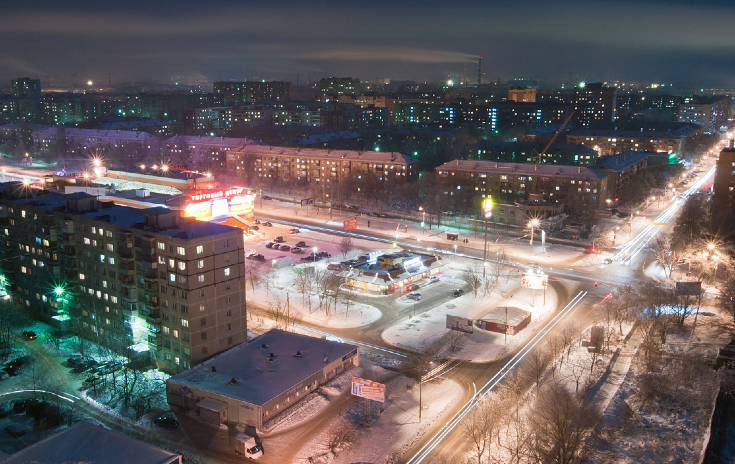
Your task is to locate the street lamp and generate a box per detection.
[529,218,540,249]
[419,206,425,235]
[313,246,317,263]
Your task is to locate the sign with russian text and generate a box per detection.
[521,273,548,289]
[446,315,473,334]
[343,219,357,231]
[351,377,385,403]
[190,187,246,203]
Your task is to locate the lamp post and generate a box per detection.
[529,218,540,250]
[419,206,425,235]
[313,246,317,264]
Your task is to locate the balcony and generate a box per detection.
[61,245,76,256]
[120,275,135,286]
[138,252,157,263]
[118,248,134,259]
[119,260,135,272]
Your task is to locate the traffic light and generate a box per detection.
[590,247,597,254]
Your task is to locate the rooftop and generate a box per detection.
[0,421,181,464]
[567,129,684,140]
[167,329,358,406]
[479,306,531,326]
[96,119,170,130]
[436,159,608,180]
[0,187,240,239]
[33,127,161,141]
[594,150,656,172]
[241,145,417,165]
[164,135,257,148]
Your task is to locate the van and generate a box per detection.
[230,434,263,459]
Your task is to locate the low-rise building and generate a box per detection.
[343,251,445,294]
[166,329,359,431]
[566,129,688,157]
[1,421,182,464]
[593,150,651,201]
[32,127,162,161]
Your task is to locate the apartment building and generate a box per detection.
[226,146,418,186]
[566,129,686,157]
[435,159,609,216]
[32,127,162,161]
[713,143,735,210]
[0,184,246,373]
[678,97,730,134]
[163,135,256,173]
[571,83,616,129]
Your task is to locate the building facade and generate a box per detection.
[32,127,162,162]
[678,97,730,134]
[0,186,247,373]
[571,83,616,129]
[435,159,609,216]
[713,144,735,210]
[213,81,292,105]
[566,129,685,157]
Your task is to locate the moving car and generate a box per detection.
[405,283,418,292]
[22,330,37,340]
[246,253,265,262]
[603,258,613,264]
[452,289,464,297]
[291,247,303,254]
[263,222,273,227]
[262,196,272,200]
[289,228,300,234]
[296,241,307,248]
[407,292,422,301]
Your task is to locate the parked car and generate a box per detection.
[291,247,303,254]
[252,225,259,231]
[95,362,122,376]
[289,228,300,234]
[279,245,291,252]
[274,236,285,243]
[452,289,464,297]
[73,359,98,373]
[327,263,345,271]
[405,283,418,292]
[296,241,307,248]
[67,355,86,368]
[265,242,275,249]
[271,244,281,250]
[603,258,613,264]
[428,276,440,283]
[22,330,37,340]
[262,196,272,200]
[317,251,331,258]
[407,292,422,301]
[263,222,273,227]
[154,413,180,429]
[246,253,265,262]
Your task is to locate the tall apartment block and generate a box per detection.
[571,83,616,129]
[713,143,735,210]
[0,185,246,373]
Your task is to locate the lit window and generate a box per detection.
[224,267,231,276]
[178,261,186,271]
[169,273,175,282]
[198,275,204,283]
[177,246,186,256]
[197,260,204,269]
[182,319,189,327]
[196,245,204,254]
[108,257,115,265]
[158,242,165,250]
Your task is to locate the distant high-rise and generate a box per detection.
[571,82,616,129]
[508,87,537,103]
[212,81,292,105]
[319,77,360,96]
[11,77,41,99]
[678,97,730,134]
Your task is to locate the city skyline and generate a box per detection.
[3,0,735,88]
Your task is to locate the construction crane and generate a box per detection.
[531,109,575,164]
[530,110,575,194]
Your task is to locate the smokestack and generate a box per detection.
[478,56,482,88]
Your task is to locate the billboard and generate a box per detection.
[300,198,314,207]
[351,377,385,403]
[522,274,548,289]
[676,281,702,296]
[344,219,358,231]
[446,315,473,334]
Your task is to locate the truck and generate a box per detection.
[230,433,263,460]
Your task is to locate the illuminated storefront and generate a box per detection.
[183,187,255,222]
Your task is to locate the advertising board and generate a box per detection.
[446,315,473,334]
[351,377,386,403]
[521,273,548,290]
[344,219,358,231]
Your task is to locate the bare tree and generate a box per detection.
[405,342,440,422]
[339,236,354,257]
[525,348,551,390]
[324,418,356,457]
[463,399,500,464]
[529,382,600,464]
[244,259,263,292]
[647,234,684,278]
[463,264,483,298]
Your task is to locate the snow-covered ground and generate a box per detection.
[383,273,563,363]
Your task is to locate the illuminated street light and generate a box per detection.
[161,164,169,172]
[529,218,540,248]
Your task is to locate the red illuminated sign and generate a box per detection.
[189,188,246,203]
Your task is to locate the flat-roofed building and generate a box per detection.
[164,135,257,173]
[166,329,359,431]
[435,159,609,216]
[1,421,182,464]
[566,129,687,157]
[593,149,651,201]
[679,96,730,134]
[32,127,162,162]
[0,184,247,373]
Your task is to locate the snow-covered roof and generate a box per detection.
[33,127,160,140]
[1,421,182,464]
[479,306,531,326]
[163,135,256,148]
[436,159,608,180]
[242,145,417,165]
[167,329,358,406]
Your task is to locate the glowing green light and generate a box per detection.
[413,151,418,157]
[54,286,64,296]
[579,82,586,89]
[374,147,380,152]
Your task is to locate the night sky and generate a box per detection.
[2,0,735,87]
